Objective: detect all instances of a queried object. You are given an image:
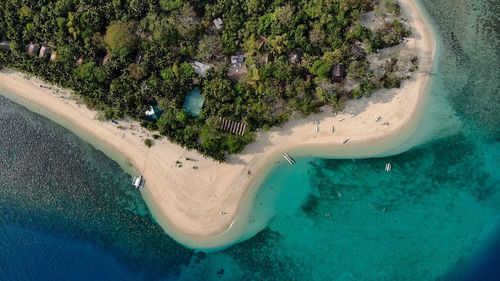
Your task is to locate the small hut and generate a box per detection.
[191,61,211,77]
[288,49,303,64]
[102,52,111,65]
[135,52,143,64]
[331,64,346,82]
[50,51,57,62]
[76,54,84,66]
[228,54,247,81]
[230,55,244,67]
[0,40,10,51]
[261,53,273,64]
[27,43,40,57]
[213,18,223,30]
[39,45,50,58]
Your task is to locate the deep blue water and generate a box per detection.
[0,0,499,280]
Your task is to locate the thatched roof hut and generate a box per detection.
[27,43,40,56]
[50,51,57,62]
[135,52,143,64]
[76,54,84,66]
[191,61,211,77]
[39,45,50,58]
[331,64,346,82]
[261,53,273,64]
[288,49,303,64]
[102,52,110,65]
[228,54,247,81]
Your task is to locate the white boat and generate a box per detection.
[385,163,392,172]
[283,153,296,165]
[132,175,145,189]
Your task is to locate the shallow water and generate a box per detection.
[0,0,499,280]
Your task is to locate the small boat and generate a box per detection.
[283,153,296,165]
[331,125,335,133]
[385,163,392,172]
[342,139,350,145]
[132,175,145,189]
[315,124,320,133]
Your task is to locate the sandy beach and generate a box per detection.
[0,0,435,249]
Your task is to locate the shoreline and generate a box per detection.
[0,0,436,249]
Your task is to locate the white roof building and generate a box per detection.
[230,55,244,67]
[213,18,223,30]
[191,61,211,77]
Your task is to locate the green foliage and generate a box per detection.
[348,60,369,80]
[0,0,408,161]
[380,74,401,89]
[104,21,138,55]
[372,20,411,49]
[361,80,378,97]
[330,91,345,113]
[310,60,331,78]
[380,0,401,15]
[346,24,371,42]
[144,138,153,148]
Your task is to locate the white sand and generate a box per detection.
[0,0,435,249]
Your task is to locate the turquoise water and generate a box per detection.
[0,0,499,280]
[182,87,204,116]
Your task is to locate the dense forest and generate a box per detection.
[0,0,410,160]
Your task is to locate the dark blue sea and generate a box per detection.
[0,0,499,280]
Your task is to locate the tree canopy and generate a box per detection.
[104,21,138,55]
[0,0,410,161]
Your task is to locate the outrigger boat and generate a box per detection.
[132,175,145,189]
[283,153,296,165]
[385,163,392,172]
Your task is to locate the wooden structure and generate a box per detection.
[213,18,223,30]
[288,49,303,64]
[230,55,244,67]
[219,117,247,135]
[102,52,111,65]
[50,51,57,62]
[27,43,39,56]
[39,45,49,58]
[135,52,143,64]
[191,61,211,77]
[0,41,10,51]
[228,54,247,81]
[76,54,84,66]
[331,64,346,82]
[261,53,273,64]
